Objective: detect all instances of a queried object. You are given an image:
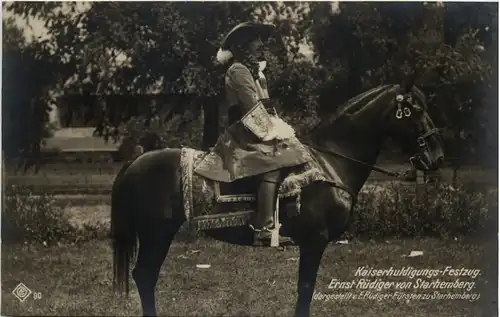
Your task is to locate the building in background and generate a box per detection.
[41,93,216,164]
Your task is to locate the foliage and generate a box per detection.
[308,2,497,164]
[3,2,498,164]
[2,180,495,245]
[2,18,58,167]
[348,182,495,238]
[118,106,204,152]
[266,58,326,135]
[2,185,107,245]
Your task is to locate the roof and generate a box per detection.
[42,128,121,152]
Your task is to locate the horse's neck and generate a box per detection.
[308,119,385,194]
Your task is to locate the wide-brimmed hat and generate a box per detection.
[216,22,275,64]
[220,22,275,50]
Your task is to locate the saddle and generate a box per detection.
[179,147,352,244]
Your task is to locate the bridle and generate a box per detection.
[394,93,441,171]
[305,92,441,179]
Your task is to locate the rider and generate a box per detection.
[195,22,312,246]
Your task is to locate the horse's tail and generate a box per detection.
[111,160,137,295]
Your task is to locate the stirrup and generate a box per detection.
[250,196,283,247]
[249,224,282,247]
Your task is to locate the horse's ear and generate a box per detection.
[403,68,418,93]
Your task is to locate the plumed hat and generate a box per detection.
[216,22,275,64]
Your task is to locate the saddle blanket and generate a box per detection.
[180,147,352,230]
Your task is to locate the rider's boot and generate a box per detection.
[252,170,293,246]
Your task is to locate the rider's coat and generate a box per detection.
[194,62,312,182]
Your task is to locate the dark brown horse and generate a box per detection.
[110,84,444,317]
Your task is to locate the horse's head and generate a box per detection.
[383,86,444,171]
[311,83,444,175]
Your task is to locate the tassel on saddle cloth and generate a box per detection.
[180,147,353,231]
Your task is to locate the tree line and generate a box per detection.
[2,2,498,168]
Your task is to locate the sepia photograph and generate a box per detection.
[1,1,498,316]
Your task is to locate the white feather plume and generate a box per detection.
[216,49,233,64]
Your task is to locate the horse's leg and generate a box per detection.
[132,219,182,317]
[294,236,329,317]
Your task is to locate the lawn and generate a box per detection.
[2,235,497,317]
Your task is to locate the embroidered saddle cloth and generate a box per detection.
[180,147,353,231]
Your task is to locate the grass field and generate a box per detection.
[2,235,497,317]
[3,161,497,316]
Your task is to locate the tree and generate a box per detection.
[5,2,316,150]
[4,2,496,169]
[307,2,496,170]
[2,17,60,170]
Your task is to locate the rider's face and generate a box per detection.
[248,36,263,54]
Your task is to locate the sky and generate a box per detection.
[2,2,90,42]
[3,9,47,41]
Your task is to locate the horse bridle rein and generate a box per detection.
[305,144,405,178]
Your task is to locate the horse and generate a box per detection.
[110,83,445,317]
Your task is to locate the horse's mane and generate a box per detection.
[332,85,395,119]
[306,84,395,137]
[306,84,428,139]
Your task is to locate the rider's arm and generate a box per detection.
[226,63,259,112]
[226,63,274,140]
[227,63,295,142]
[228,64,295,141]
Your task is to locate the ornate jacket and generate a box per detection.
[193,61,312,182]
[224,62,294,141]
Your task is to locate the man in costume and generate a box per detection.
[194,22,312,246]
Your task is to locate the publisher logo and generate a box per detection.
[12,283,32,302]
